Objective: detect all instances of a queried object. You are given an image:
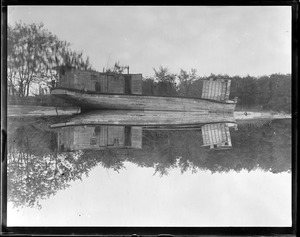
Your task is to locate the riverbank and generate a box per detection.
[7,105,80,117]
[7,95,79,117]
[7,95,73,107]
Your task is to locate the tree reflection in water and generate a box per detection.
[7,116,291,209]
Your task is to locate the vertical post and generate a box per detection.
[225,80,231,100]
[225,125,232,147]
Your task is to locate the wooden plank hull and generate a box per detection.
[50,110,236,128]
[51,88,237,112]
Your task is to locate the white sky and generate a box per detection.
[8,6,291,77]
[8,162,291,227]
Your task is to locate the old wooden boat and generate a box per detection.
[50,110,236,128]
[51,67,237,112]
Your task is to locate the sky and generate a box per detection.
[8,6,291,77]
[8,162,291,227]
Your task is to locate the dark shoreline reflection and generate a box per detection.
[7,114,291,209]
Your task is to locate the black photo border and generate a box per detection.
[1,1,298,236]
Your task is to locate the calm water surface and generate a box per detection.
[6,114,292,226]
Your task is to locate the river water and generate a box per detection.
[6,111,292,227]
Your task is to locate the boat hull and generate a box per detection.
[50,110,236,128]
[51,88,237,112]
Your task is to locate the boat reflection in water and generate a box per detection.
[56,125,143,151]
[51,110,237,152]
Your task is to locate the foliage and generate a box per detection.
[7,117,97,209]
[154,66,178,96]
[142,66,178,96]
[105,61,129,74]
[7,148,100,209]
[7,22,93,97]
[229,73,291,112]
[177,68,198,96]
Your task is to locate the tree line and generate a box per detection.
[142,67,291,113]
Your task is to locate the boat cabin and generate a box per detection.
[55,66,142,94]
[201,78,232,101]
[57,125,143,152]
[201,123,234,150]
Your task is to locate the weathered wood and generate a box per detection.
[225,79,231,100]
[108,126,124,146]
[99,126,108,146]
[201,123,233,149]
[108,75,125,93]
[50,110,236,128]
[51,88,237,112]
[131,74,143,94]
[201,79,231,102]
[56,125,143,151]
[221,81,227,100]
[131,127,143,148]
[202,81,209,98]
[225,125,232,146]
[208,79,214,99]
[214,81,219,100]
[57,68,143,94]
[100,75,108,93]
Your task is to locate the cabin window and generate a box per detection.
[90,138,97,145]
[95,82,101,92]
[114,138,119,144]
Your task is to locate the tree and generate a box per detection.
[7,149,99,209]
[7,22,93,97]
[105,61,129,74]
[153,66,178,96]
[177,68,198,96]
[8,22,45,96]
[142,77,156,95]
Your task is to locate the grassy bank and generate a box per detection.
[8,95,73,107]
